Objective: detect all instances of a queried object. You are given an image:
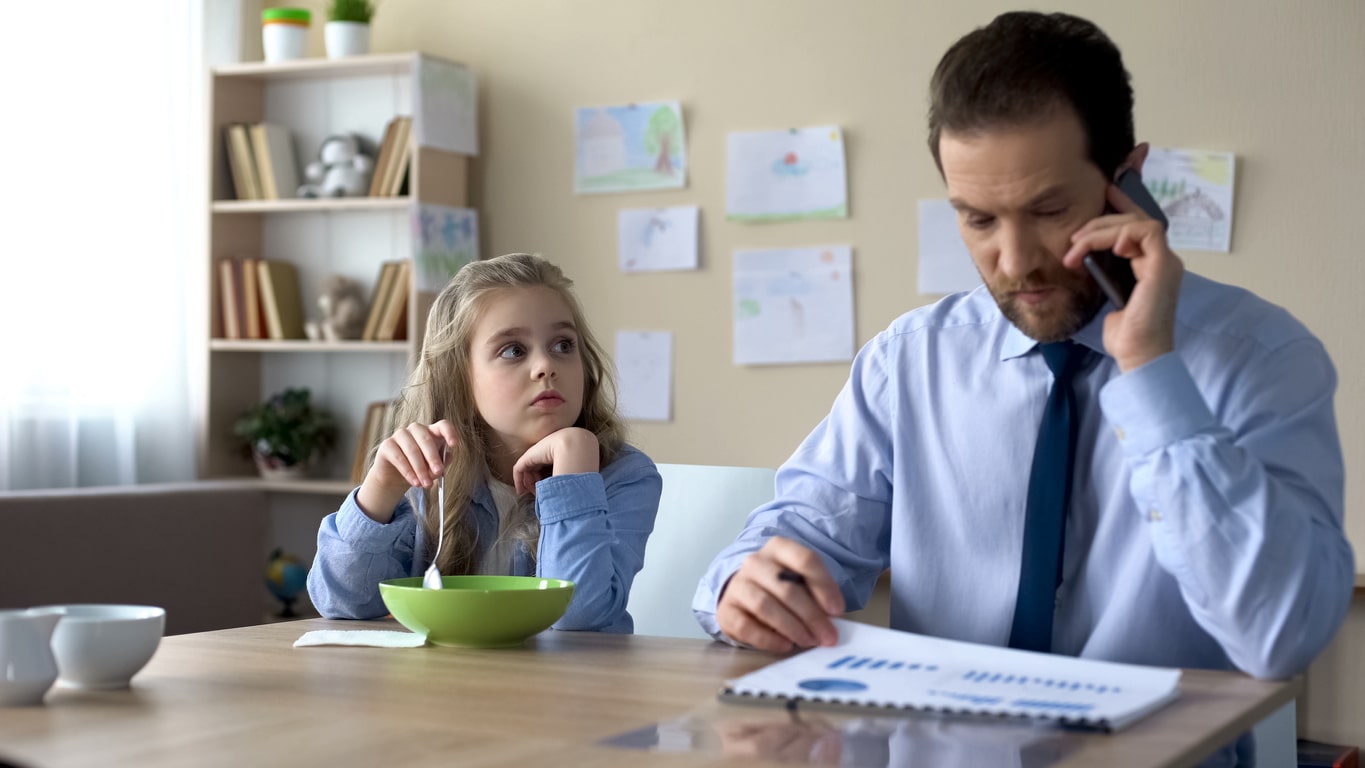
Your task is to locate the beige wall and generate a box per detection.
[269,0,1364,745]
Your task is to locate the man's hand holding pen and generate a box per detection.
[715,536,846,653]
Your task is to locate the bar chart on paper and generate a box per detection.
[721,620,1181,731]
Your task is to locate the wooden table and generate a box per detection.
[0,619,1299,767]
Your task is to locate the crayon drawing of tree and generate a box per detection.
[645,105,682,175]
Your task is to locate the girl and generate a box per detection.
[308,253,661,632]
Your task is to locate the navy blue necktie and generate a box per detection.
[1008,341,1090,653]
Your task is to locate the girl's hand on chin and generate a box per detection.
[512,427,600,495]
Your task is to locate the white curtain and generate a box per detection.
[0,1,246,490]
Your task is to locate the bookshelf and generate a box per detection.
[202,52,478,492]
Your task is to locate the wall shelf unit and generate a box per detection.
[202,52,478,491]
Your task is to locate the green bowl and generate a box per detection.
[378,575,575,648]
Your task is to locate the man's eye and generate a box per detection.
[1036,208,1067,218]
[498,344,525,360]
[965,215,995,230]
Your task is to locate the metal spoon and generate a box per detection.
[422,449,446,590]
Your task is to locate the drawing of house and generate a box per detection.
[1164,188,1225,220]
[579,110,627,179]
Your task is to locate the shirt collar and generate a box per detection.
[998,301,1111,361]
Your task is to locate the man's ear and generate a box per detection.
[1121,142,1151,178]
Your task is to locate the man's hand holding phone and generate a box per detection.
[716,536,846,653]
[1064,172,1185,373]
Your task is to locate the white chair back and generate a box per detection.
[628,463,776,639]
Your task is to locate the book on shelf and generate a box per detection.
[256,259,307,340]
[218,258,242,339]
[361,261,400,341]
[241,257,267,339]
[224,124,262,200]
[380,116,413,198]
[248,123,300,200]
[720,620,1181,733]
[350,400,394,485]
[376,260,411,341]
[368,117,401,198]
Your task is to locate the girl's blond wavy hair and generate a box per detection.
[377,253,625,575]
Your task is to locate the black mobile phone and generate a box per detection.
[1082,168,1169,309]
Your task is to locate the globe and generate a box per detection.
[266,548,309,618]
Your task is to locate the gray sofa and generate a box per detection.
[0,482,271,635]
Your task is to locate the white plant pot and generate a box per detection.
[325,21,371,59]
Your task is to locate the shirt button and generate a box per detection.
[1149,508,1162,522]
[1115,427,1127,441]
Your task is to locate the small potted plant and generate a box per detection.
[234,388,338,480]
[325,0,376,59]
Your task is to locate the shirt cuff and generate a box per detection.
[337,487,413,553]
[1099,352,1218,459]
[534,472,607,524]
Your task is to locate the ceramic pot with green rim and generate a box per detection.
[262,8,311,63]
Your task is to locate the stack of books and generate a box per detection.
[351,400,395,484]
[217,258,305,340]
[369,115,413,197]
[360,260,411,341]
[224,123,300,200]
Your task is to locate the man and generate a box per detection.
[694,8,1352,748]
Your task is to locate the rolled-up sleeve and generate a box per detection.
[536,446,661,633]
[1101,344,1353,679]
[307,488,417,619]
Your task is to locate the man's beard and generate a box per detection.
[984,266,1105,343]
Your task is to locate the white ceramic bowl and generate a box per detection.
[45,604,166,690]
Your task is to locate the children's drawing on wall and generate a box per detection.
[726,126,847,222]
[733,246,854,365]
[618,206,699,273]
[574,101,687,194]
[415,57,479,156]
[1142,148,1236,252]
[414,205,478,292]
[615,330,673,422]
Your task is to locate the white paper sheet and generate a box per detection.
[618,206,700,273]
[413,57,478,156]
[733,246,854,366]
[917,199,982,295]
[294,630,427,648]
[616,331,673,421]
[1141,148,1236,253]
[414,205,478,292]
[575,101,687,194]
[723,620,1181,732]
[726,127,847,222]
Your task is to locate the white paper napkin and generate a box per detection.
[293,630,427,648]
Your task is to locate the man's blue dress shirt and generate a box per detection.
[695,273,1353,682]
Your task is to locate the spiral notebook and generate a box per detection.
[720,620,1181,732]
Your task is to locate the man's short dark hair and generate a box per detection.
[927,11,1135,179]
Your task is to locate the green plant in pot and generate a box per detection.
[234,388,338,479]
[325,0,375,58]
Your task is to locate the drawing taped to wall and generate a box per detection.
[1141,148,1235,253]
[414,204,478,292]
[618,206,699,273]
[733,245,854,366]
[574,101,687,194]
[727,126,848,222]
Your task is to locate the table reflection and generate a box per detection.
[602,704,1078,767]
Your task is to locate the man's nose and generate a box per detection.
[997,222,1050,280]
